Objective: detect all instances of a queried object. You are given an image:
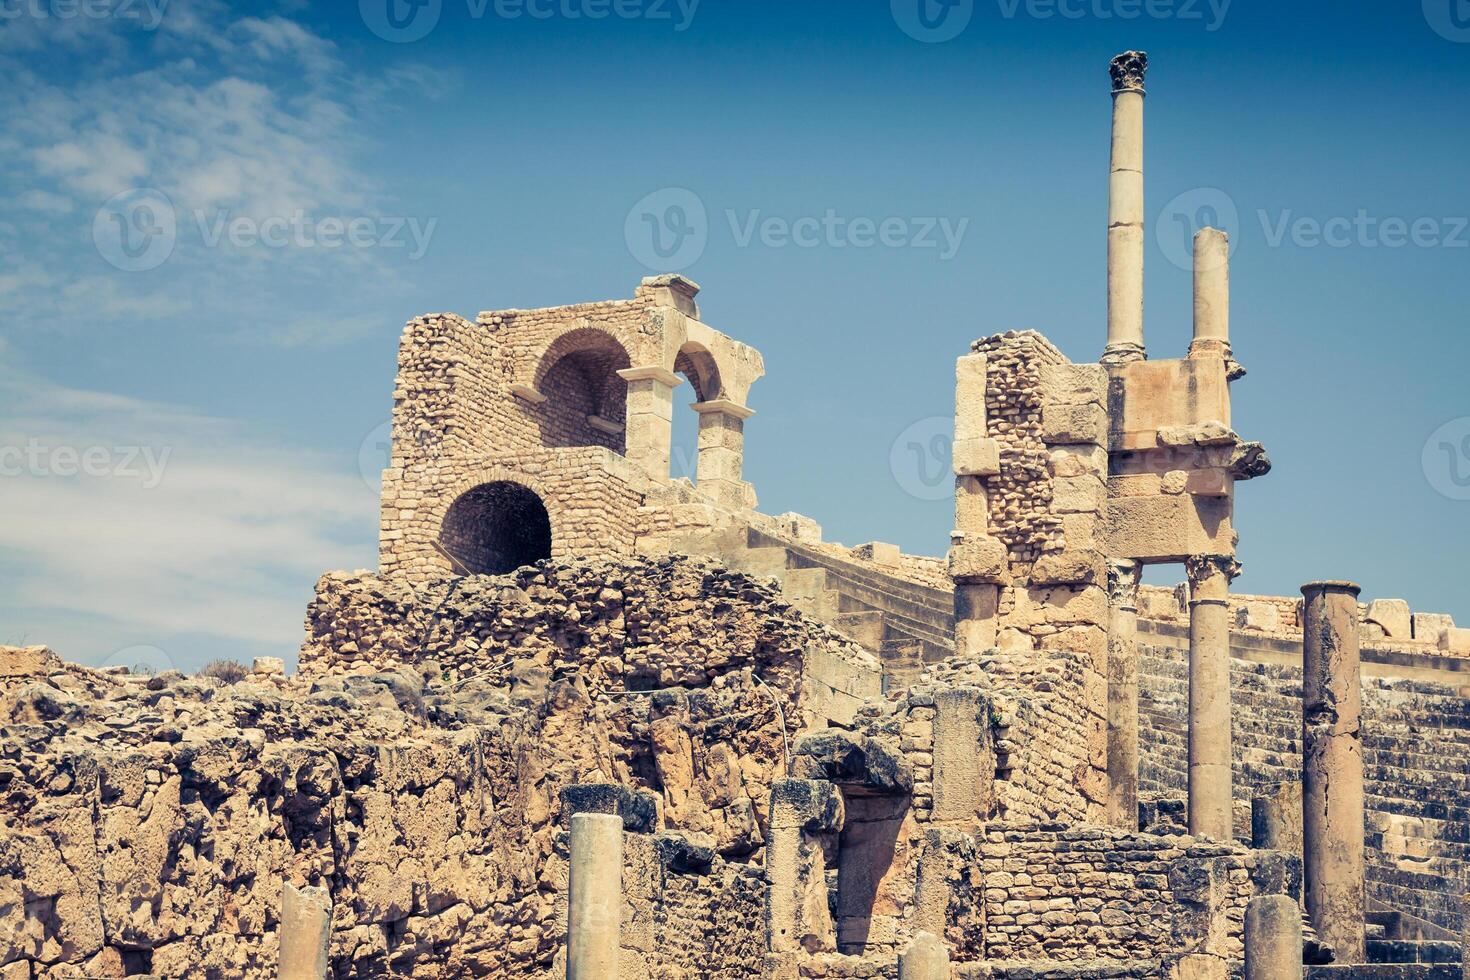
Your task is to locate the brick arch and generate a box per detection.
[528,325,634,393]
[672,341,723,402]
[529,327,633,453]
[432,466,571,571]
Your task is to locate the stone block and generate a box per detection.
[1042,402,1108,446]
[1413,613,1455,645]
[1039,362,1107,408]
[948,536,1009,584]
[252,656,286,677]
[955,354,988,442]
[1235,602,1279,633]
[1365,599,1412,640]
[952,437,1001,477]
[1030,549,1106,587]
[1052,475,1106,515]
[1441,628,1470,654]
[1048,445,1108,477]
[851,541,901,566]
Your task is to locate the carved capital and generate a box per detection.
[1107,560,1141,610]
[1110,51,1149,95]
[1185,554,1241,589]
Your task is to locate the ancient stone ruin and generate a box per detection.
[3,52,1468,980]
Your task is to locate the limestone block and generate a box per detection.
[1235,602,1279,633]
[1052,475,1106,515]
[898,931,950,979]
[952,437,1001,477]
[1042,402,1108,446]
[1441,628,1470,654]
[1365,599,1412,640]
[253,657,286,677]
[1030,550,1106,587]
[954,476,990,533]
[279,882,331,980]
[1048,446,1108,478]
[955,354,989,442]
[948,537,1009,585]
[1040,362,1107,409]
[1158,420,1236,447]
[1106,493,1234,563]
[1186,469,1232,497]
[851,542,901,566]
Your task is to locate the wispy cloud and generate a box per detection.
[0,365,377,664]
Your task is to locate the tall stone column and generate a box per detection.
[568,812,624,979]
[278,882,331,980]
[951,352,1005,656]
[691,399,756,509]
[1104,51,1148,365]
[1245,894,1303,980]
[617,366,682,481]
[1301,581,1366,964]
[1186,554,1239,841]
[1190,227,1231,360]
[1107,559,1142,830]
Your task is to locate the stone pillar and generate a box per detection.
[1104,51,1148,365]
[951,351,1005,655]
[691,399,756,509]
[766,780,842,958]
[1190,227,1231,360]
[1301,581,1366,964]
[1245,894,1303,980]
[278,882,331,980]
[1107,559,1142,830]
[898,931,950,979]
[617,366,682,481]
[1186,554,1239,841]
[568,812,624,980]
[1252,781,1304,855]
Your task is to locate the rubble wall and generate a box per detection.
[1137,641,1470,935]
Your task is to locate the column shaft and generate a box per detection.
[568,812,624,979]
[898,932,950,979]
[1105,52,1148,364]
[1187,555,1238,841]
[691,399,756,509]
[617,367,681,481]
[278,882,331,980]
[954,581,999,657]
[1191,227,1231,358]
[1245,895,1303,980]
[1107,560,1141,830]
[1301,581,1366,964]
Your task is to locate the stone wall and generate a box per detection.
[1137,639,1470,935]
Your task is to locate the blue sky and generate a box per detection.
[2,0,1467,672]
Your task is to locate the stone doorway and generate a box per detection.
[438,481,553,575]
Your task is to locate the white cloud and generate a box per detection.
[0,367,378,662]
[12,189,75,214]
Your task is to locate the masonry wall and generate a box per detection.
[1137,639,1470,935]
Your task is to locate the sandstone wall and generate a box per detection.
[1137,639,1470,935]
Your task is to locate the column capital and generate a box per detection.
[617,365,683,387]
[1186,554,1241,590]
[1110,50,1148,95]
[1107,560,1142,610]
[1300,580,1361,599]
[690,398,755,420]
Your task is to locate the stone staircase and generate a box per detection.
[672,525,957,690]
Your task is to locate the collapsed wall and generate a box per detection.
[0,556,878,979]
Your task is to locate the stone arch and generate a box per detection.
[672,341,724,402]
[437,479,554,575]
[531,327,632,453]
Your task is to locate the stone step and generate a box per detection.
[1368,940,1463,965]
[832,610,885,650]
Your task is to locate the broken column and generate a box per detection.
[1245,894,1303,980]
[1252,781,1304,856]
[278,882,331,980]
[1186,554,1239,841]
[568,812,624,979]
[1301,581,1366,964]
[766,779,842,959]
[1107,559,1142,830]
[691,398,756,508]
[898,931,950,979]
[951,351,1005,655]
[1104,50,1148,365]
[1190,227,1232,361]
[617,366,682,480]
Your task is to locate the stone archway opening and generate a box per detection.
[439,481,552,575]
[533,329,632,453]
